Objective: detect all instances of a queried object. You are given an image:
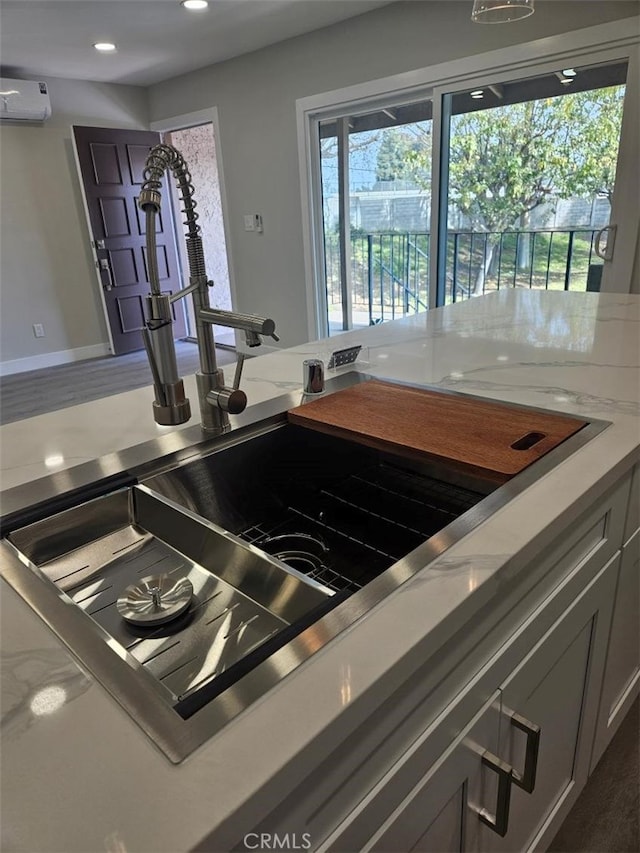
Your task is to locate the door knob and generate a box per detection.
[98,258,114,291]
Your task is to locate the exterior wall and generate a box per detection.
[0,77,148,370]
[165,123,232,331]
[149,1,639,348]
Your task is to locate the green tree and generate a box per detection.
[375,126,431,184]
[408,86,624,292]
[562,86,624,202]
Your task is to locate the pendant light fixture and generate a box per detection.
[471,0,535,23]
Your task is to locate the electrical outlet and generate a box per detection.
[33,323,45,338]
[327,345,361,369]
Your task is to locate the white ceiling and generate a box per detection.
[0,0,395,87]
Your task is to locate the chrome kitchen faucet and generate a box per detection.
[138,144,278,434]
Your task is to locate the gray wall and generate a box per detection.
[149,0,639,348]
[0,77,148,366]
[632,228,640,295]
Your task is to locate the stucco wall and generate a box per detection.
[166,123,232,314]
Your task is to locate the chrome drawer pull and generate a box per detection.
[479,751,513,837]
[510,713,541,793]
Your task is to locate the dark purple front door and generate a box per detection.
[73,126,187,354]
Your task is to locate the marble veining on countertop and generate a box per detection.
[1,290,637,492]
[1,290,639,853]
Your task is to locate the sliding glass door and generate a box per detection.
[437,58,631,304]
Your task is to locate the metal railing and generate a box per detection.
[325,232,430,327]
[325,228,603,327]
[446,228,602,303]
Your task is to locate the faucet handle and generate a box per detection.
[206,387,247,415]
[232,353,246,391]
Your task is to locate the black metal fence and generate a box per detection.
[325,228,603,325]
[447,228,603,303]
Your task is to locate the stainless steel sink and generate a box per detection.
[0,381,608,762]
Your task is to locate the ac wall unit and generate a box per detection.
[0,78,52,122]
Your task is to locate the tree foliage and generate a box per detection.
[375,127,430,184]
[560,86,624,203]
[394,85,625,234]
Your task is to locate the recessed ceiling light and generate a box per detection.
[181,0,209,9]
[556,69,576,86]
[93,42,117,52]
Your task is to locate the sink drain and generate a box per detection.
[117,573,193,627]
[260,533,329,573]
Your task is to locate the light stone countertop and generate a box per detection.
[1,290,639,853]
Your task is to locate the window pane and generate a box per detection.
[441,61,627,303]
[319,123,340,336]
[319,99,433,337]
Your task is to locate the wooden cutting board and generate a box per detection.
[287,380,587,482]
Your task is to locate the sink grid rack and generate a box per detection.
[239,461,485,594]
[240,519,364,594]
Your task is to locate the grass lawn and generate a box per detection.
[449,230,601,298]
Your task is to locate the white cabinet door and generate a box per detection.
[591,526,640,768]
[362,694,507,853]
[319,694,512,853]
[483,552,619,852]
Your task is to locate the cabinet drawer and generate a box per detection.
[322,550,620,853]
[530,471,629,584]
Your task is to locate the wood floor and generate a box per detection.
[0,341,235,424]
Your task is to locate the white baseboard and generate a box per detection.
[0,343,111,377]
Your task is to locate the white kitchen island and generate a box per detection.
[1,290,638,853]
